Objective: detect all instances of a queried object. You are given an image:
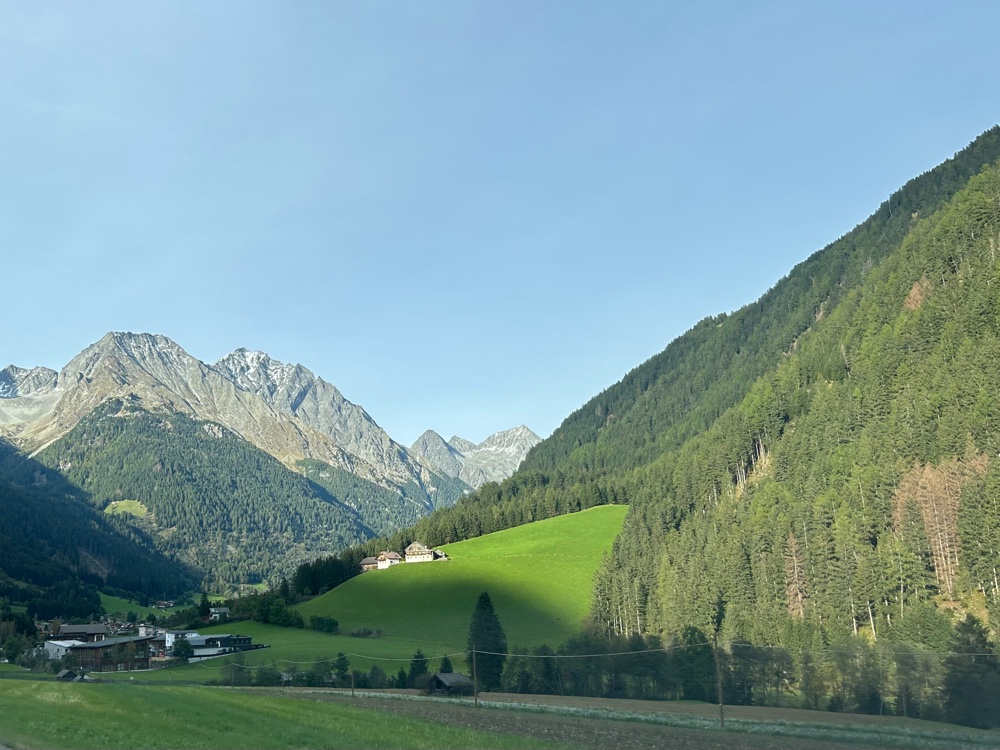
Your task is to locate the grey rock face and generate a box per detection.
[411,425,542,488]
[411,430,465,478]
[0,365,58,398]
[214,348,441,496]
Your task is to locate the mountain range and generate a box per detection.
[0,334,537,587]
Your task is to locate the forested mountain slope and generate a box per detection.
[34,400,373,588]
[345,128,1000,571]
[594,159,1000,647]
[524,127,1000,480]
[0,439,195,617]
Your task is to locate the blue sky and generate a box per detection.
[2,2,999,446]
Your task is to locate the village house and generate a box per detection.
[362,544,448,572]
[375,551,402,570]
[404,541,448,563]
[69,635,154,672]
[164,629,199,653]
[43,640,84,660]
[209,607,230,621]
[404,541,434,563]
[185,633,255,661]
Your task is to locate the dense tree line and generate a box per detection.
[592,162,1000,654]
[498,614,1000,728]
[34,401,374,589]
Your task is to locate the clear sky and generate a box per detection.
[2,2,999,447]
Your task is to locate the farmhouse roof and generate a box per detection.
[69,635,154,650]
[433,672,473,687]
[405,541,431,554]
[378,551,402,560]
[360,556,378,565]
[57,624,108,636]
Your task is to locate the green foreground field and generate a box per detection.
[0,680,567,750]
[2,678,996,750]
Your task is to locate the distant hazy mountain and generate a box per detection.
[410,425,541,488]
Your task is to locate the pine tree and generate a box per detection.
[466,591,507,691]
[408,648,428,688]
[943,614,1000,728]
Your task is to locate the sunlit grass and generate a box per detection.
[0,679,569,750]
[300,505,628,650]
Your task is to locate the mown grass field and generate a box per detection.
[0,679,568,750]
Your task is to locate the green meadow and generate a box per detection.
[101,505,627,683]
[300,504,629,650]
[98,593,182,622]
[0,679,568,750]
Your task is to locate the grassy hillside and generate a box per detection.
[98,506,626,685]
[300,505,628,653]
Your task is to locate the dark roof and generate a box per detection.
[56,669,79,679]
[58,624,108,635]
[433,672,473,687]
[69,635,154,650]
[360,557,378,565]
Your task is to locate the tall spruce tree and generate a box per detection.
[466,591,507,691]
[943,614,1000,728]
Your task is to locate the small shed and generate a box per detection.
[56,669,81,682]
[428,672,474,696]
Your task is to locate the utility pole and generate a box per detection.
[714,632,725,729]
[713,597,726,730]
[472,646,478,707]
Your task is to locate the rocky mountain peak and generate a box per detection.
[61,331,197,386]
[0,365,58,399]
[410,430,464,478]
[214,348,305,399]
[412,425,543,488]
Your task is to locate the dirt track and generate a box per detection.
[275,690,889,750]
